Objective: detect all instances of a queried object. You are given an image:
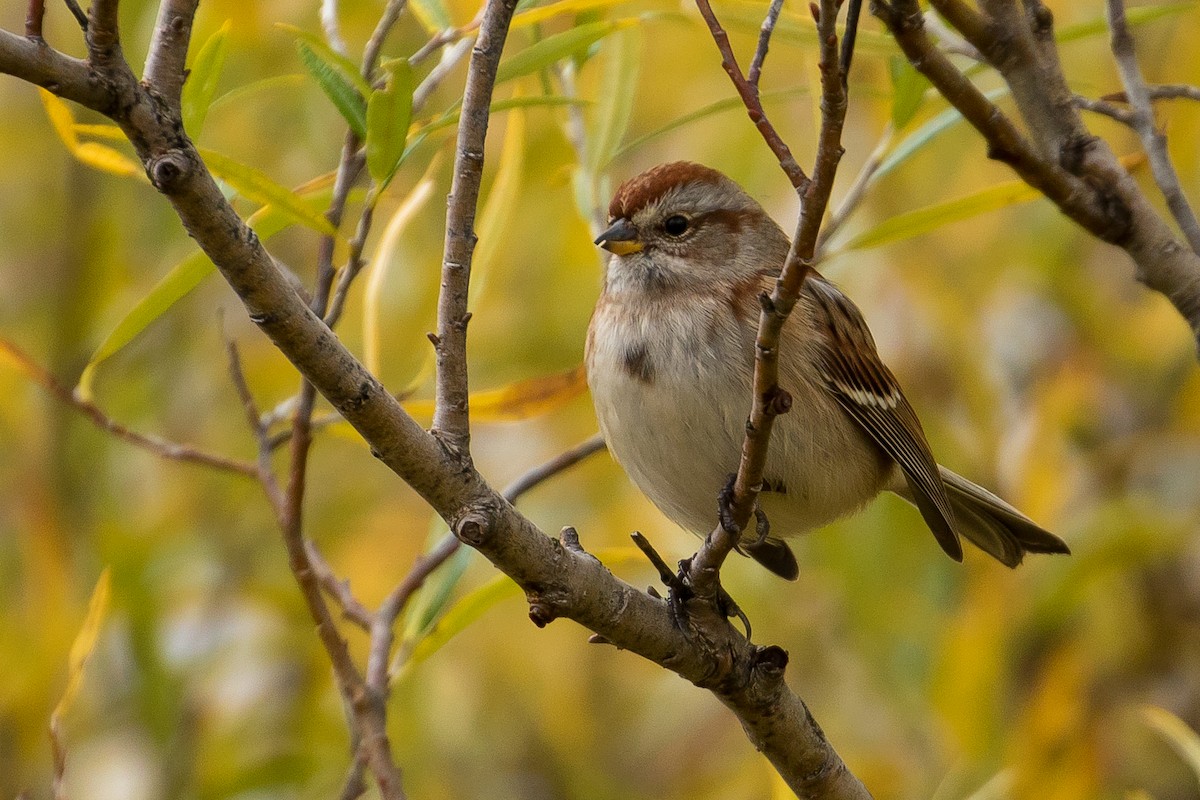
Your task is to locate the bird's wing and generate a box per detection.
[803,276,963,561]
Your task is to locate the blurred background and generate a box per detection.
[2,0,1200,797]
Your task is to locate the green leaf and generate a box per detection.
[585,27,642,173]
[836,179,1041,253]
[401,572,519,671]
[77,208,296,400]
[366,61,415,187]
[295,41,367,138]
[198,148,337,235]
[211,73,308,112]
[496,19,636,85]
[399,526,472,655]
[1056,1,1197,43]
[409,0,452,34]
[872,87,1010,183]
[181,20,232,136]
[278,24,371,95]
[889,55,930,130]
[1142,706,1200,788]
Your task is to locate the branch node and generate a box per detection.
[764,385,793,416]
[752,644,790,678]
[148,149,191,192]
[454,511,490,545]
[526,590,558,628]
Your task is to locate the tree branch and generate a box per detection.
[1,336,258,477]
[747,0,783,89]
[693,0,807,189]
[0,28,108,108]
[431,0,519,453]
[27,0,45,40]
[1106,0,1200,255]
[143,0,199,112]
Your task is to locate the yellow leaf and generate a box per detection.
[71,123,127,141]
[509,0,631,29]
[52,568,112,720]
[404,364,587,421]
[40,89,79,149]
[74,142,143,178]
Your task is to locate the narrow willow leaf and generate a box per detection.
[198,148,337,234]
[872,88,1010,184]
[469,99,525,309]
[1142,706,1200,787]
[363,177,438,375]
[73,142,143,178]
[366,61,415,187]
[396,523,471,670]
[837,180,1041,253]
[77,208,295,400]
[39,88,79,148]
[296,41,367,138]
[52,568,111,720]
[889,56,929,130]
[278,24,371,95]
[181,20,232,136]
[71,123,126,141]
[610,87,808,163]
[398,546,644,674]
[511,0,631,29]
[585,28,642,173]
[496,20,636,85]
[402,364,587,421]
[210,74,308,112]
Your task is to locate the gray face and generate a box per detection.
[603,177,790,295]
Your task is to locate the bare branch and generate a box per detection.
[431,0,520,453]
[143,0,200,111]
[0,28,109,109]
[86,0,123,67]
[64,0,89,31]
[839,0,864,88]
[27,0,45,40]
[817,124,893,256]
[307,540,375,630]
[362,0,408,78]
[413,37,473,112]
[1,337,258,477]
[502,433,606,501]
[1107,84,1200,104]
[747,0,784,89]
[693,0,807,189]
[1074,94,1135,126]
[1107,0,1200,254]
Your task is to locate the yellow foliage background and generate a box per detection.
[1,0,1200,797]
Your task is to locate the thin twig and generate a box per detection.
[431,0,520,453]
[693,0,808,189]
[307,540,375,630]
[26,0,45,39]
[63,0,88,31]
[325,198,377,328]
[817,124,893,256]
[839,0,864,88]
[143,0,200,111]
[501,433,606,501]
[86,0,122,65]
[1,337,258,477]
[413,37,473,113]
[1105,84,1200,104]
[362,0,408,78]
[1074,94,1136,126]
[1107,0,1200,254]
[747,0,784,89]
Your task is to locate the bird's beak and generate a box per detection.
[594,218,643,256]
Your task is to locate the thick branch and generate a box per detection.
[431,0,518,453]
[0,29,109,109]
[143,0,199,112]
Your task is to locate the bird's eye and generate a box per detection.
[663,215,690,236]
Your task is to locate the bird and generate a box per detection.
[584,161,1070,580]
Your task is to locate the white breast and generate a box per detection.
[587,291,895,541]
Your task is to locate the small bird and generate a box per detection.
[585,162,1069,580]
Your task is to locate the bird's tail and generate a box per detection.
[935,466,1070,567]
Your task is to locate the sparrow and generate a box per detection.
[585,162,1069,580]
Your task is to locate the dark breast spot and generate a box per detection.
[622,342,655,384]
